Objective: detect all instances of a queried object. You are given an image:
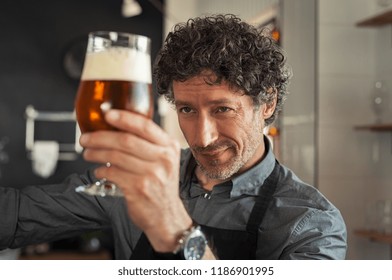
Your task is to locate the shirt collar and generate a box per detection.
[179,136,276,198]
[230,136,275,197]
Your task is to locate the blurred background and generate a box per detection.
[0,0,391,260]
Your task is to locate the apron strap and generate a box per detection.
[246,160,281,242]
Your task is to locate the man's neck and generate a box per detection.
[194,166,226,192]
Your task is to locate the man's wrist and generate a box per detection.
[173,224,208,260]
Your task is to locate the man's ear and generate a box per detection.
[261,88,277,119]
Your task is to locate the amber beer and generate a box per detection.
[75,80,153,132]
[75,33,153,133]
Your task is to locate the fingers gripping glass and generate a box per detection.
[74,31,153,197]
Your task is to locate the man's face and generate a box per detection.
[173,74,269,181]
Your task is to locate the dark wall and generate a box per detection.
[0,0,164,188]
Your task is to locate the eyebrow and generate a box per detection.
[173,100,190,107]
[174,98,236,107]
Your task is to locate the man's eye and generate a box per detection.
[216,107,232,113]
[179,107,194,114]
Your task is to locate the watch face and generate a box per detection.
[183,230,207,260]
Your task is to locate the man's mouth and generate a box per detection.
[198,148,226,158]
[192,145,232,164]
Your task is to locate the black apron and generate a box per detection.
[130,160,281,260]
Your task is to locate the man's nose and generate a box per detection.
[194,115,218,148]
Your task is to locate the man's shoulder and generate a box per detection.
[275,165,337,212]
[269,165,346,241]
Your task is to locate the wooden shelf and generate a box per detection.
[354,229,392,244]
[356,9,392,27]
[355,229,392,259]
[354,123,392,132]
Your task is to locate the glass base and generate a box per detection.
[75,179,123,197]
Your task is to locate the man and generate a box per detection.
[0,14,347,259]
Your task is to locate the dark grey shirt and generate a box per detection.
[0,139,347,259]
[179,141,347,259]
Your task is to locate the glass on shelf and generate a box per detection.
[370,81,389,123]
[365,200,392,234]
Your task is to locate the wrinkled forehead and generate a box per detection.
[172,69,241,94]
[172,75,251,109]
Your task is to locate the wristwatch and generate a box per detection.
[173,225,207,260]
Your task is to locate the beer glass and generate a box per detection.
[74,31,153,197]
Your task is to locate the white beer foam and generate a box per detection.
[81,47,152,83]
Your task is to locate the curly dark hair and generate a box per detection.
[153,14,292,126]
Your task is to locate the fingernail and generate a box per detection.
[107,110,120,121]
